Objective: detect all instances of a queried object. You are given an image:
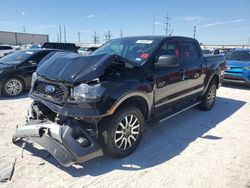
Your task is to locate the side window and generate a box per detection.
[181,41,200,60]
[30,51,50,64]
[157,41,180,58]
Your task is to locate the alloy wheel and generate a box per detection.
[4,79,23,96]
[114,114,140,151]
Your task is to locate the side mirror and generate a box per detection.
[28,60,37,66]
[155,55,179,68]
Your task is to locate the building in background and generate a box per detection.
[0,31,49,45]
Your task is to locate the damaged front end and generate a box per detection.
[12,103,103,167]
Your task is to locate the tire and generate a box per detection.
[2,77,24,97]
[98,106,144,158]
[198,81,217,111]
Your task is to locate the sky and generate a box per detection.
[0,0,250,45]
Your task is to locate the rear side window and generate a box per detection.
[30,51,51,64]
[0,46,13,50]
[158,41,180,57]
[181,41,200,60]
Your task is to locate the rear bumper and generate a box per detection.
[12,120,103,167]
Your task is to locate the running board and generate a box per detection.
[152,102,201,124]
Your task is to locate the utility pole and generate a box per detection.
[120,29,123,38]
[57,33,59,42]
[64,26,66,43]
[77,32,81,44]
[59,25,62,43]
[164,13,171,36]
[193,26,197,38]
[107,31,111,41]
[247,37,250,48]
[93,31,99,45]
[23,25,26,33]
[152,13,155,35]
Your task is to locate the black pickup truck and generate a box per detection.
[13,36,225,167]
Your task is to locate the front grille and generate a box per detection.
[33,81,66,103]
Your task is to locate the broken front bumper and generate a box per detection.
[12,121,103,167]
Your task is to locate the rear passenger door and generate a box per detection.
[180,40,206,96]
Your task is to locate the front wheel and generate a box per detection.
[3,77,24,97]
[198,81,217,111]
[98,106,144,158]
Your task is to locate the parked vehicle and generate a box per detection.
[78,46,98,55]
[13,36,225,167]
[224,48,250,86]
[0,45,15,57]
[0,49,63,96]
[42,42,78,53]
[30,43,43,49]
[201,49,211,55]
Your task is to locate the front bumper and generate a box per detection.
[224,69,250,83]
[12,120,103,167]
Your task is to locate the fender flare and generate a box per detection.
[106,91,152,118]
[202,73,219,96]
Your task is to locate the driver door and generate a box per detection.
[154,40,187,108]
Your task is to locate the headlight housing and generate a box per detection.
[31,72,37,87]
[245,66,250,70]
[71,83,105,101]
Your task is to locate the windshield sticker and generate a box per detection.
[136,40,153,44]
[140,53,149,59]
[26,52,34,54]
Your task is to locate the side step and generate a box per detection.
[151,101,201,124]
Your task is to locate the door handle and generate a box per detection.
[193,73,200,79]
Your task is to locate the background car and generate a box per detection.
[224,48,250,87]
[0,45,15,57]
[78,46,98,55]
[42,42,78,53]
[201,49,211,55]
[0,49,62,97]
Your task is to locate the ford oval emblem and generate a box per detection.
[44,85,56,93]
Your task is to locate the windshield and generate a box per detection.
[0,50,35,65]
[91,38,162,64]
[225,50,250,61]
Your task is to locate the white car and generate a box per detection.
[78,47,98,55]
[0,45,15,57]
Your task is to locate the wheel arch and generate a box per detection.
[202,73,220,96]
[106,92,152,119]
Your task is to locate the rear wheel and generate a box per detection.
[98,106,144,158]
[3,78,24,97]
[198,81,217,111]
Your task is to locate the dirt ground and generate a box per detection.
[0,83,250,188]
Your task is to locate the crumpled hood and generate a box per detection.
[226,60,250,67]
[37,52,138,84]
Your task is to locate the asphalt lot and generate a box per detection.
[0,83,250,188]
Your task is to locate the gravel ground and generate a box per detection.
[0,84,250,188]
